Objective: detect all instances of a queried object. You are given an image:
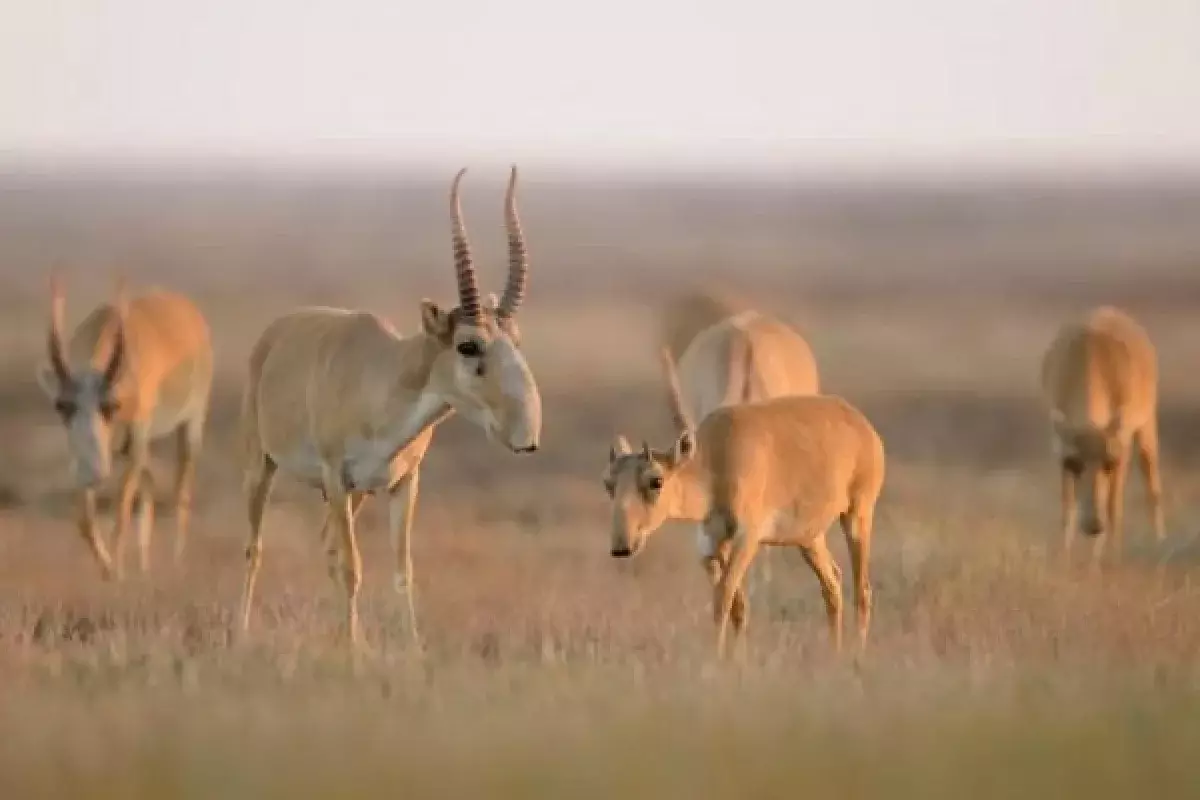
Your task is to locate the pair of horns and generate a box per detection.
[450,166,529,323]
[47,271,127,385]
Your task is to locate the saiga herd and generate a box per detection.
[33,167,1172,658]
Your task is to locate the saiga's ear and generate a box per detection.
[609,434,631,462]
[420,299,454,341]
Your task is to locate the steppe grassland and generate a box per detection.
[2,173,1200,797]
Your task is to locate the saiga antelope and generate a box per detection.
[602,348,884,657]
[660,287,819,420]
[237,166,542,648]
[658,287,821,593]
[35,274,213,579]
[1040,305,1165,567]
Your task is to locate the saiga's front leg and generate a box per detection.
[713,529,760,660]
[76,487,114,580]
[700,533,747,638]
[1105,452,1132,565]
[111,425,150,579]
[387,468,423,650]
[134,469,156,574]
[1060,465,1078,565]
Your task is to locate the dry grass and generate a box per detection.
[2,171,1200,797]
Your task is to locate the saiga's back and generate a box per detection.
[677,309,820,424]
[1040,305,1157,427]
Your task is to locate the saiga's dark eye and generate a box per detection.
[646,475,664,491]
[98,399,120,419]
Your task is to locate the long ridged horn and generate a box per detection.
[47,271,71,384]
[450,168,481,321]
[659,346,694,436]
[102,273,128,385]
[497,164,528,320]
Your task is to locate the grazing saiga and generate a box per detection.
[603,347,884,657]
[660,286,819,421]
[35,274,213,579]
[1040,305,1165,567]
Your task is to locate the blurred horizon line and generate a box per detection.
[5,150,1200,189]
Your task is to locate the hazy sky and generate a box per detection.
[3,0,1200,171]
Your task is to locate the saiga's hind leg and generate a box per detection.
[839,500,875,651]
[237,456,277,635]
[387,469,423,650]
[324,487,364,648]
[799,536,844,655]
[1134,419,1166,543]
[317,490,367,588]
[172,413,205,566]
